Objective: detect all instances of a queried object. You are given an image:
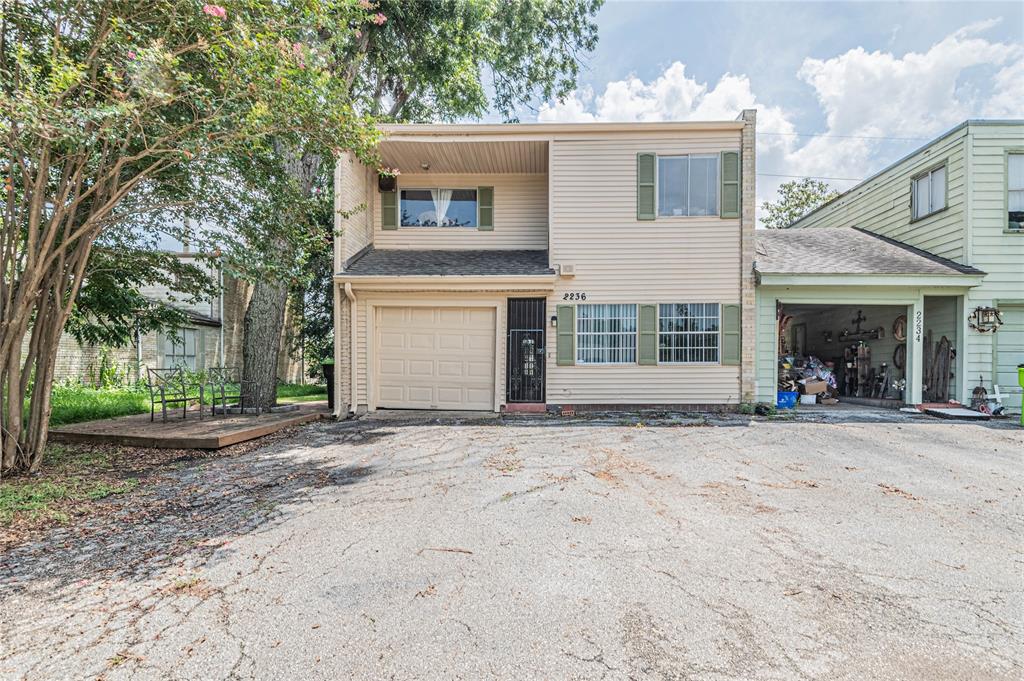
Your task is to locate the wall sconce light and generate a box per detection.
[968,306,1003,333]
[420,161,430,171]
[550,315,558,327]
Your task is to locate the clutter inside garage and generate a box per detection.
[775,298,958,408]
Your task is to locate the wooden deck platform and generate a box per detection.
[50,401,330,449]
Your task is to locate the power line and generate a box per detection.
[757,172,864,182]
[759,131,931,142]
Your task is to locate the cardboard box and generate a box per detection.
[800,379,828,395]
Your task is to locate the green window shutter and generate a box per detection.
[637,153,656,221]
[381,190,397,230]
[721,303,741,365]
[720,151,740,219]
[477,186,494,231]
[556,305,575,366]
[638,304,658,365]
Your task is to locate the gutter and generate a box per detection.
[344,282,357,415]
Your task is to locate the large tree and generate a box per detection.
[0,0,380,474]
[760,178,840,229]
[237,0,603,404]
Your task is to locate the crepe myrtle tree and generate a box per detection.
[0,0,381,475]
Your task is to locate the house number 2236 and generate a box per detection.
[562,292,587,301]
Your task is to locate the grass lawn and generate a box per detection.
[47,382,327,426]
[0,445,138,532]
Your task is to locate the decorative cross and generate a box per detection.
[852,309,867,334]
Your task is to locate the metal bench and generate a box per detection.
[206,366,261,416]
[147,367,203,421]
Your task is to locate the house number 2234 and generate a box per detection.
[562,292,587,301]
[915,310,923,342]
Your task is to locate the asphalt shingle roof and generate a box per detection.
[754,228,985,277]
[344,248,554,276]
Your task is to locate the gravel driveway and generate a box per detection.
[2,414,1022,679]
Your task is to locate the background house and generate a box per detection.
[37,228,305,385]
[765,120,1023,413]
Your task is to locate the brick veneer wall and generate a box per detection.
[739,109,757,400]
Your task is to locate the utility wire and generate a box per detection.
[759,131,931,142]
[757,172,864,182]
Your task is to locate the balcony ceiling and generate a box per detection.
[378,140,547,175]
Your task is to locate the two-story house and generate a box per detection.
[331,112,758,414]
[757,120,1023,414]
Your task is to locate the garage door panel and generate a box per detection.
[410,308,435,325]
[376,306,495,411]
[379,359,405,375]
[438,334,465,350]
[408,333,434,349]
[407,360,434,376]
[437,361,464,377]
[465,334,493,352]
[466,361,493,378]
[379,332,406,349]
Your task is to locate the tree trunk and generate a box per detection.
[242,270,289,411]
[240,143,321,411]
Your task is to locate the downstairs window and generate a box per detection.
[658,303,720,363]
[576,304,637,364]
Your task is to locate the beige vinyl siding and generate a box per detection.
[336,151,374,265]
[964,124,1024,398]
[795,127,968,261]
[547,132,743,404]
[371,173,548,250]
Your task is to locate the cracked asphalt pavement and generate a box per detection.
[1,414,1022,679]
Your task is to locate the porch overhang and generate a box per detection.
[755,272,985,289]
[333,273,557,293]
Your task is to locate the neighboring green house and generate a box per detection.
[757,120,1023,413]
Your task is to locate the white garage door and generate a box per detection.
[995,305,1023,415]
[376,306,495,410]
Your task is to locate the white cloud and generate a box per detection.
[537,21,1024,223]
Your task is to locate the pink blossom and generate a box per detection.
[370,12,387,25]
[127,50,137,60]
[354,29,362,38]
[292,42,303,55]
[358,0,373,8]
[202,4,227,19]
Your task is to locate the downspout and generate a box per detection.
[135,324,143,383]
[344,282,357,413]
[218,264,225,368]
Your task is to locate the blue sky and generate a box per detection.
[527,1,1024,212]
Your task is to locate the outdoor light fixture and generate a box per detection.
[968,306,1003,333]
[420,161,430,171]
[550,315,558,327]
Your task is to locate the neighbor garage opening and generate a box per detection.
[777,297,960,408]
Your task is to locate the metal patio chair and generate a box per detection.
[206,366,261,416]
[147,367,203,421]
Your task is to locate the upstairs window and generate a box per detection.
[911,164,946,220]
[658,155,719,217]
[1009,153,1023,231]
[400,188,477,227]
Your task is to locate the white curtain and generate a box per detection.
[431,189,452,226]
